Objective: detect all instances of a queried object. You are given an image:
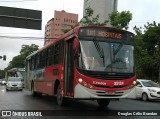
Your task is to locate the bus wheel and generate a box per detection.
[97,99,110,108]
[57,85,65,106]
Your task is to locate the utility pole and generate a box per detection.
[0,55,6,61]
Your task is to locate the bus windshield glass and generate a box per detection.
[77,40,134,73]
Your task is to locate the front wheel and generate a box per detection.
[57,85,66,106]
[142,93,148,101]
[97,99,110,108]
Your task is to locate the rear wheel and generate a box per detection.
[57,85,66,106]
[97,99,110,108]
[142,93,148,101]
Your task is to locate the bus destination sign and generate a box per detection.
[79,27,134,41]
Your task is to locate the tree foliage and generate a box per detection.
[79,7,108,26]
[134,21,160,82]
[80,7,132,30]
[109,11,132,30]
[0,70,5,78]
[5,44,39,71]
[20,44,39,56]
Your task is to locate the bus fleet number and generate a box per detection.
[114,81,124,86]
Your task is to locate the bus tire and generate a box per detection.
[57,85,65,106]
[97,99,110,108]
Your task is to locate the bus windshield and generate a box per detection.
[77,40,134,73]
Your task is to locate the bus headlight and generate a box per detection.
[77,78,93,89]
[78,78,83,83]
[133,81,136,85]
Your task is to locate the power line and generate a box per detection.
[0,35,56,41]
[0,35,44,41]
[0,33,43,35]
[0,0,38,2]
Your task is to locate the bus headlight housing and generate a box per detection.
[77,78,93,89]
[126,80,136,89]
[133,81,136,85]
[78,78,83,83]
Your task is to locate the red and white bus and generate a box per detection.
[25,26,136,107]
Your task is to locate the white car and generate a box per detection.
[136,79,160,101]
[6,77,23,91]
[1,80,6,85]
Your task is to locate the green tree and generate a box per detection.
[109,11,132,30]
[5,44,39,70]
[20,44,39,56]
[0,70,5,78]
[79,6,108,26]
[7,55,26,69]
[133,26,145,78]
[80,7,132,29]
[134,22,160,82]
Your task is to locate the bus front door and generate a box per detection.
[64,40,74,97]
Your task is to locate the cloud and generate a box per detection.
[118,0,160,32]
[0,0,84,70]
[0,27,44,69]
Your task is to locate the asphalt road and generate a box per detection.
[0,85,160,119]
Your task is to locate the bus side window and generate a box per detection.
[39,51,46,68]
[36,53,40,69]
[54,40,64,65]
[48,46,54,66]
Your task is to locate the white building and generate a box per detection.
[83,0,118,25]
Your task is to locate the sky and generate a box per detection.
[0,0,160,70]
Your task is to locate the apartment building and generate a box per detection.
[44,10,78,45]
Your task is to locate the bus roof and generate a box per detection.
[26,27,76,60]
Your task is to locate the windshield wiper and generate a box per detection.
[93,38,105,65]
[113,43,123,55]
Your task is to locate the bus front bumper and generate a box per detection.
[74,84,136,99]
